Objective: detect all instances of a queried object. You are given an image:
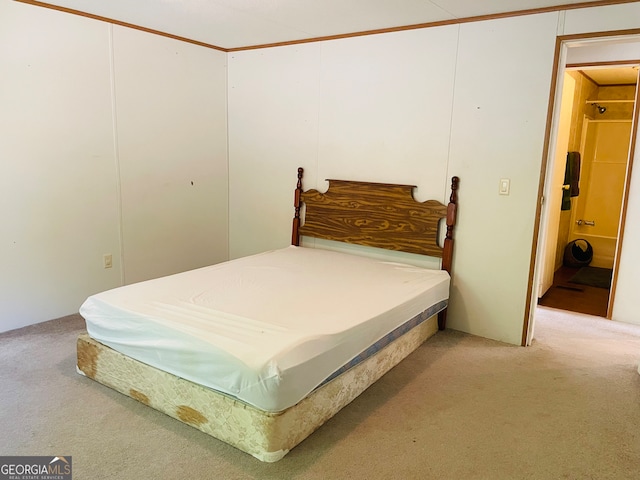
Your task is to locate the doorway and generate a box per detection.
[537,67,637,318]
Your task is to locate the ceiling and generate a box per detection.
[580,67,639,85]
[24,0,632,50]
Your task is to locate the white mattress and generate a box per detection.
[79,246,449,412]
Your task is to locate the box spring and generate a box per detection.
[76,312,438,462]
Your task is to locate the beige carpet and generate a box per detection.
[1,307,640,479]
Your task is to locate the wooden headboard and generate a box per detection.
[291,167,459,273]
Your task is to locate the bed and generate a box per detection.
[76,168,459,462]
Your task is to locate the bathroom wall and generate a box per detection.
[569,118,632,268]
[596,85,636,120]
[554,71,597,269]
[554,78,634,270]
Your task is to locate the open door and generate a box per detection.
[537,73,575,297]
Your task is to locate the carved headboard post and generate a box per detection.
[291,167,304,246]
[438,176,459,331]
[441,176,459,275]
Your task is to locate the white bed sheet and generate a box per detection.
[80,246,449,412]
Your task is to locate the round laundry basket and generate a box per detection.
[563,239,593,268]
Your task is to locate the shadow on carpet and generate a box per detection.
[569,266,612,289]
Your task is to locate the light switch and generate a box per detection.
[499,178,510,195]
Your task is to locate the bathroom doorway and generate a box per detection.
[537,66,637,318]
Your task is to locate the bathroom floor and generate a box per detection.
[538,266,610,317]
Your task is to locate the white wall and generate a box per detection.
[229,15,558,345]
[446,13,559,344]
[113,27,229,284]
[614,123,640,325]
[228,43,323,256]
[562,2,640,34]
[0,1,228,333]
[228,2,640,346]
[228,26,459,258]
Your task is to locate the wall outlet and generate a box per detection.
[103,254,113,269]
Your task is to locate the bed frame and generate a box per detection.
[76,168,459,462]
